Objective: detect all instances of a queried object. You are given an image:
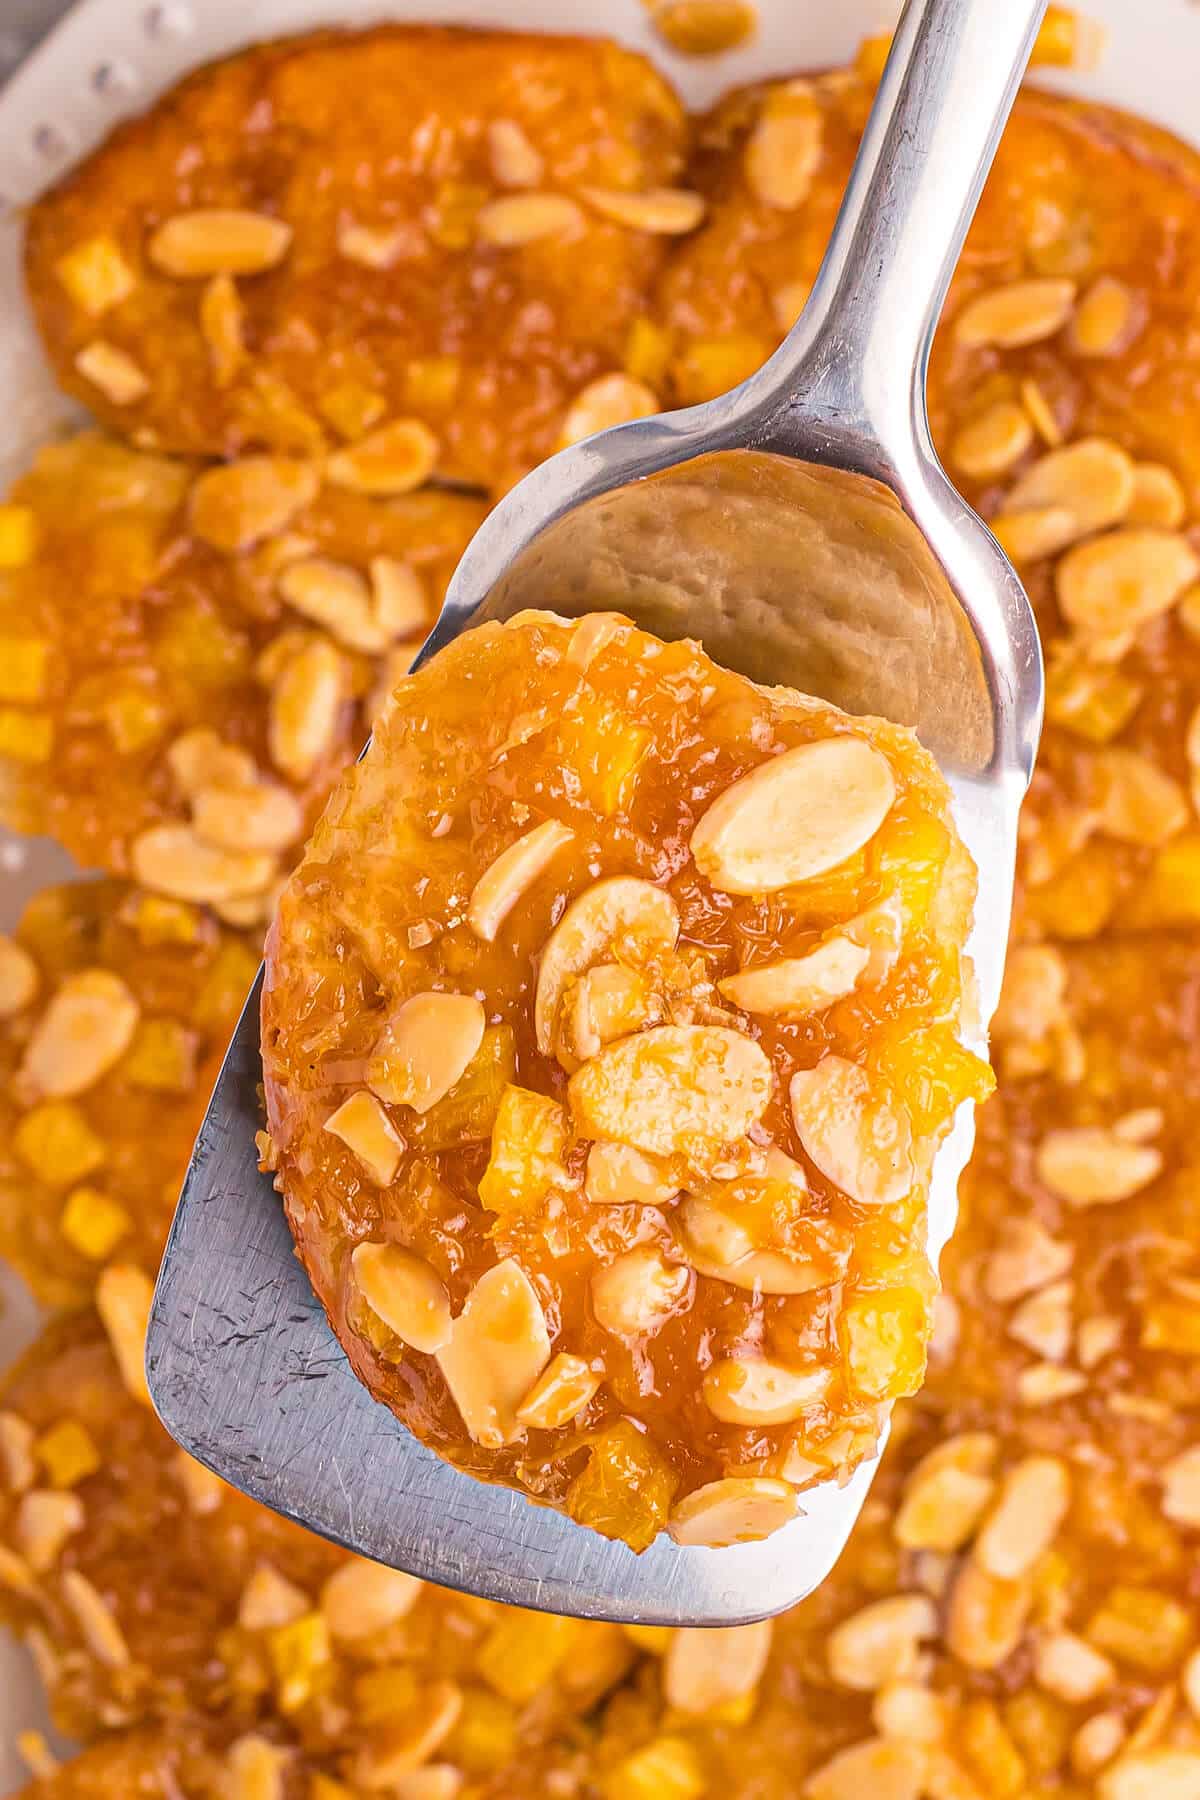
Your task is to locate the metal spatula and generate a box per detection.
[147,0,1044,1626]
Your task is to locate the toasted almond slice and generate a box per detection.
[366,993,486,1115]
[1020,377,1063,446]
[277,558,384,654]
[827,1595,937,1692]
[238,1564,310,1630]
[560,373,659,447]
[190,458,320,553]
[487,119,544,188]
[436,1259,551,1448]
[954,277,1076,348]
[475,192,583,246]
[676,1185,835,1297]
[0,936,38,1018]
[351,1243,450,1351]
[744,84,823,210]
[1004,438,1135,548]
[16,1491,84,1573]
[569,1024,772,1161]
[534,876,679,1053]
[148,209,292,277]
[984,1217,1073,1303]
[691,738,895,895]
[96,1264,153,1405]
[191,783,305,855]
[268,638,345,782]
[703,1356,829,1425]
[975,1456,1071,1580]
[664,1620,773,1713]
[668,1477,798,1547]
[1057,528,1199,636]
[950,401,1034,481]
[1127,462,1187,530]
[370,558,427,642]
[591,1247,691,1338]
[74,342,149,405]
[167,728,258,796]
[578,185,705,234]
[992,506,1078,565]
[468,821,574,942]
[1008,1279,1073,1362]
[131,824,276,904]
[61,1569,130,1667]
[324,1093,405,1187]
[0,1413,36,1493]
[514,1352,602,1429]
[585,1140,679,1207]
[807,1738,927,1800]
[19,970,139,1101]
[320,1557,422,1642]
[718,936,870,1016]
[557,962,659,1070]
[1035,1125,1162,1205]
[944,1556,1031,1670]
[325,420,439,496]
[56,234,136,315]
[790,1056,913,1207]
[1092,747,1187,847]
[1070,275,1137,358]
[199,272,245,388]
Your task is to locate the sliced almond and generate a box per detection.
[514,1352,602,1429]
[560,373,659,447]
[190,458,319,553]
[366,993,486,1115]
[664,1620,773,1712]
[718,936,870,1016]
[569,1024,772,1161]
[677,1175,837,1297]
[191,783,305,855]
[19,970,139,1101]
[807,1738,926,1800]
[324,1093,405,1187]
[268,637,345,782]
[370,558,427,642]
[790,1056,913,1208]
[744,83,823,210]
[944,1556,1031,1670]
[1034,1630,1116,1703]
[827,1595,937,1692]
[1035,1125,1162,1206]
[974,1455,1070,1579]
[950,401,1034,480]
[277,558,385,654]
[475,193,583,246]
[96,1265,154,1405]
[435,1259,551,1448]
[585,1140,678,1207]
[954,278,1076,349]
[703,1355,828,1425]
[1092,747,1187,847]
[0,1413,36,1493]
[1070,275,1138,358]
[1057,528,1199,636]
[131,824,276,904]
[992,506,1078,565]
[894,1463,995,1554]
[325,420,439,497]
[1127,462,1187,530]
[691,737,895,895]
[350,1243,450,1351]
[199,273,245,388]
[337,220,411,269]
[55,234,136,316]
[238,1564,310,1630]
[984,1216,1073,1303]
[534,876,678,1054]
[61,1569,130,1668]
[579,185,705,234]
[668,1477,798,1547]
[557,962,659,1070]
[1008,1279,1073,1362]
[148,209,292,278]
[167,728,257,796]
[590,1247,691,1338]
[487,119,544,189]
[1003,438,1135,549]
[74,342,149,405]
[16,1490,84,1573]
[320,1557,422,1642]
[468,821,574,942]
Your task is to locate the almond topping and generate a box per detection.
[61,1569,130,1667]
[191,783,305,855]
[691,737,896,895]
[199,273,245,387]
[590,1247,691,1338]
[323,1094,405,1187]
[325,420,439,496]
[475,192,584,246]
[1035,1125,1163,1205]
[16,1491,84,1573]
[950,401,1034,480]
[790,1056,913,1208]
[0,937,38,1018]
[131,824,276,904]
[18,970,139,1101]
[148,209,292,278]
[664,1620,773,1712]
[703,1356,829,1425]
[954,278,1077,349]
[718,936,870,1016]
[96,1264,154,1405]
[569,1024,772,1161]
[320,1557,422,1641]
[585,1140,678,1207]
[1127,462,1187,530]
[975,1455,1071,1579]
[367,993,486,1115]
[1003,437,1135,550]
[351,1242,450,1351]
[268,637,345,782]
[560,373,659,447]
[534,876,679,1054]
[190,458,319,553]
[1057,529,1199,636]
[514,1352,602,1429]
[468,820,574,942]
[827,1596,937,1692]
[668,1477,798,1547]
[435,1259,551,1448]
[744,82,823,209]
[1070,275,1138,358]
[74,342,149,405]
[487,119,544,188]
[579,185,705,234]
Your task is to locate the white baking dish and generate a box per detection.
[1,0,1198,1784]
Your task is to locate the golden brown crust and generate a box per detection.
[24,25,690,494]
